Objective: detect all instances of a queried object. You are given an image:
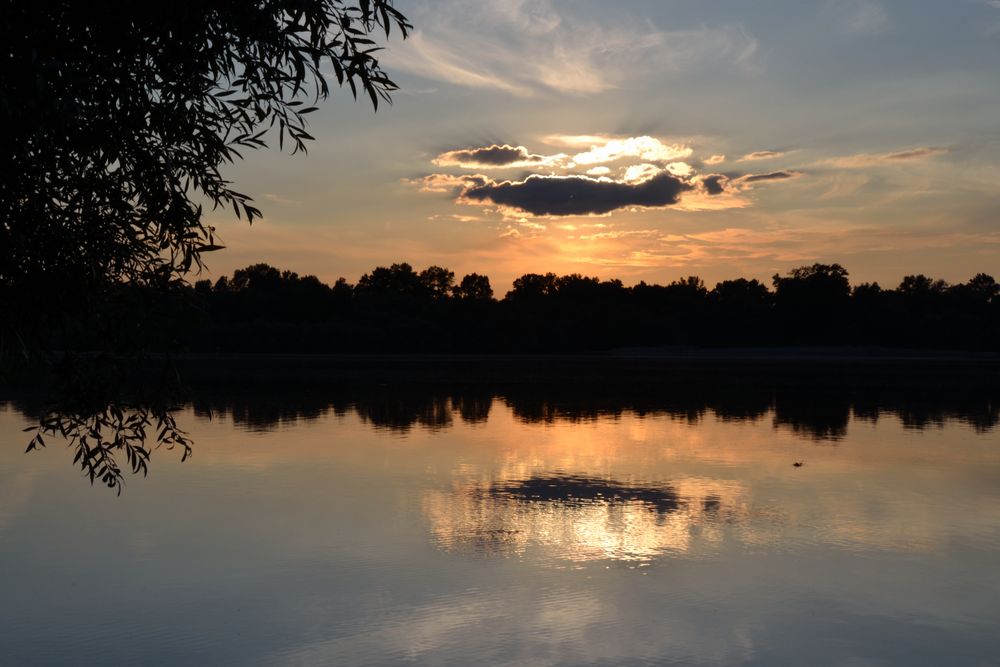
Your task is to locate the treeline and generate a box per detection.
[133,261,1000,352]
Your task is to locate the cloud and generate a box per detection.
[414,135,799,218]
[542,134,616,148]
[409,173,489,194]
[570,136,694,165]
[736,170,802,184]
[699,174,729,195]
[622,163,663,184]
[740,150,785,161]
[433,144,564,169]
[836,0,889,35]
[677,175,753,211]
[826,146,949,168]
[704,155,727,165]
[666,162,694,177]
[576,229,663,241]
[427,213,481,223]
[261,192,297,206]
[386,2,759,96]
[461,172,694,217]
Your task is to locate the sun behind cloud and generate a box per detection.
[416,135,799,219]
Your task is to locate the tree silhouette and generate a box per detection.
[419,266,456,300]
[1,1,411,353]
[454,273,494,302]
[712,278,771,309]
[2,2,411,491]
[357,263,425,301]
[507,273,560,303]
[772,264,851,342]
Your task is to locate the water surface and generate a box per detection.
[2,384,999,666]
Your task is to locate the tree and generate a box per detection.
[966,273,999,302]
[419,266,456,300]
[357,263,423,298]
[898,274,948,296]
[2,2,411,492]
[454,273,494,302]
[772,264,851,343]
[1,1,411,348]
[773,264,851,309]
[712,278,771,309]
[506,273,559,303]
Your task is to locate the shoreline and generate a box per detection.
[161,347,1000,389]
[5,348,998,396]
[162,346,1000,364]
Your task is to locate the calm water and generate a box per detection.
[2,385,1000,666]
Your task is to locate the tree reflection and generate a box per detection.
[6,361,999,492]
[25,403,191,495]
[16,357,191,494]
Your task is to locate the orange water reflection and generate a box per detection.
[414,404,1000,564]
[425,473,760,562]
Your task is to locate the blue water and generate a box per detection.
[1,394,999,666]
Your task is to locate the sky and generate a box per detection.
[207,0,1000,292]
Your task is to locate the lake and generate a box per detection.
[2,361,1000,666]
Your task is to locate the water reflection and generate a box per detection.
[425,473,753,563]
[2,376,1000,666]
[7,366,999,494]
[180,380,999,439]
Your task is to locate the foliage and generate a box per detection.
[454,273,494,301]
[772,263,851,308]
[0,1,410,346]
[24,404,192,495]
[21,356,192,494]
[138,262,1000,353]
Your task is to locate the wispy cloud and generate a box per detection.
[407,173,489,194]
[386,1,758,96]
[740,150,786,162]
[737,170,802,184]
[830,0,889,35]
[427,213,482,223]
[826,146,949,168]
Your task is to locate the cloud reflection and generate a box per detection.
[424,473,752,563]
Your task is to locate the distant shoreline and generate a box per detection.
[6,348,997,396]
[152,347,1000,389]
[164,346,1000,364]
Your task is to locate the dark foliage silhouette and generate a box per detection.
[19,357,192,494]
[1,1,410,490]
[1,1,410,357]
[152,262,1000,353]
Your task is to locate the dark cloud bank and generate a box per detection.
[435,144,551,167]
[463,172,694,216]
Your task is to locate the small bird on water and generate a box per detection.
[793,461,804,467]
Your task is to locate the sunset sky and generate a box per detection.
[208,0,1000,291]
